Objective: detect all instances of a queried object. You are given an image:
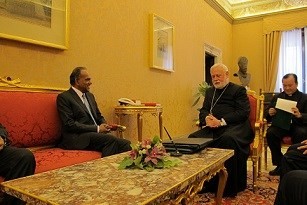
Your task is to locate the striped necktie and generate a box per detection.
[82,93,97,126]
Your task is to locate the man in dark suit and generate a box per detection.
[280,140,307,178]
[265,73,307,176]
[189,63,253,197]
[275,170,307,205]
[56,67,131,157]
[274,140,307,204]
[0,123,36,205]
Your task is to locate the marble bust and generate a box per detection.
[233,56,251,89]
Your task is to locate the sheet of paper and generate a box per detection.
[275,98,297,113]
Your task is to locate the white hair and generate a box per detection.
[210,63,229,72]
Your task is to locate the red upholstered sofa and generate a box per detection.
[0,88,101,182]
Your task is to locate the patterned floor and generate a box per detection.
[192,148,285,205]
[194,171,279,205]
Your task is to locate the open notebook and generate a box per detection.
[162,136,213,154]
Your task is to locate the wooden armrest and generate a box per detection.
[195,120,200,127]
[117,125,126,132]
[262,119,271,138]
[252,124,261,147]
[251,123,263,155]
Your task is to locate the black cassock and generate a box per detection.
[189,82,253,197]
[275,170,307,205]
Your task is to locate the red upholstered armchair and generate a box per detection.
[247,90,265,192]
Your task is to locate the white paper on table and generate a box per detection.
[275,98,297,113]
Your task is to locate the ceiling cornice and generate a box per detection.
[204,0,234,23]
[205,0,307,23]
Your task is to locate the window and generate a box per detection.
[276,27,306,92]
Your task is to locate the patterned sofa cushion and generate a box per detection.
[0,90,61,147]
[34,148,101,174]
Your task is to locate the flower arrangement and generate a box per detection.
[118,136,181,172]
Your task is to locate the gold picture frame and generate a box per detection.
[0,0,69,50]
[149,13,174,72]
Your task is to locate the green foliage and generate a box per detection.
[192,81,211,107]
[163,158,182,168]
[152,135,160,145]
[118,157,134,169]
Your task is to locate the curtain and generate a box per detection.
[263,12,307,35]
[275,29,303,92]
[264,31,282,91]
[263,12,307,92]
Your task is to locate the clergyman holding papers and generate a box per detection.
[271,98,297,130]
[265,73,307,176]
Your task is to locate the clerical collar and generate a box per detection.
[285,89,299,97]
[210,83,229,113]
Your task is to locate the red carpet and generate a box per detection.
[194,171,279,205]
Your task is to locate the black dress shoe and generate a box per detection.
[269,166,281,176]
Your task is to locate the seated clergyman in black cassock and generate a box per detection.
[189,63,253,197]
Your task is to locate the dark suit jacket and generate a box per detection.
[265,90,307,126]
[0,123,8,146]
[56,88,106,149]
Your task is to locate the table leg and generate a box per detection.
[159,112,163,140]
[115,114,123,138]
[215,167,228,205]
[137,113,143,142]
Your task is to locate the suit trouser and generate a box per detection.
[266,125,307,166]
[275,170,307,205]
[85,133,131,157]
[280,143,307,179]
[0,146,36,205]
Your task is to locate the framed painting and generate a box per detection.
[149,13,174,72]
[0,0,69,49]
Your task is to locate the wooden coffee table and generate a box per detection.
[0,148,233,205]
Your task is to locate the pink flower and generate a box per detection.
[144,146,166,165]
[144,156,158,165]
[119,136,180,171]
[141,139,152,149]
[129,149,138,160]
